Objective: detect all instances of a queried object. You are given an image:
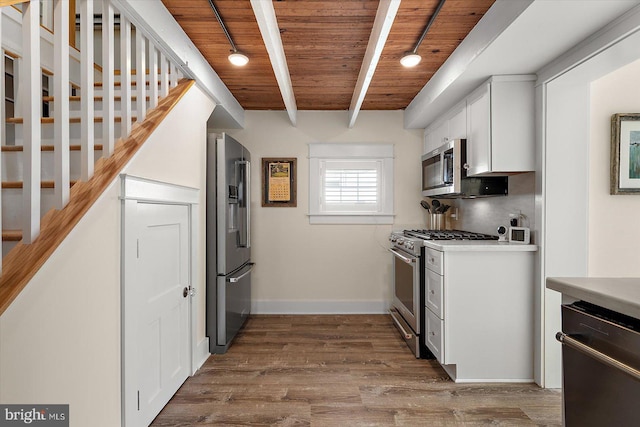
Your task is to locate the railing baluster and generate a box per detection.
[22,0,41,244]
[135,28,146,123]
[53,0,70,209]
[120,15,132,138]
[160,51,169,98]
[80,0,94,181]
[170,61,177,88]
[102,0,115,158]
[149,44,159,110]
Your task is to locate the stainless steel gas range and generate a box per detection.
[388,229,498,358]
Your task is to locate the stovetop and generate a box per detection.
[402,229,498,241]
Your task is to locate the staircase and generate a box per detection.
[0,0,192,314]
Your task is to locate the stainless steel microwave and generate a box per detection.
[421,139,508,198]
[422,139,466,197]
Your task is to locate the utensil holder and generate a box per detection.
[428,213,445,230]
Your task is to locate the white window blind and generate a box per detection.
[309,144,394,224]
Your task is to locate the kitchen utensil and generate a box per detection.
[420,200,430,212]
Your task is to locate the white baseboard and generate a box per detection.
[251,300,389,314]
[194,337,210,373]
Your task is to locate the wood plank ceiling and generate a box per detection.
[162,0,495,111]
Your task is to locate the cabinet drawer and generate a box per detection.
[426,309,444,363]
[425,248,443,274]
[426,269,444,318]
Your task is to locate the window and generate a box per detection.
[309,143,394,224]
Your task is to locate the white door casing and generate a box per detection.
[121,175,200,426]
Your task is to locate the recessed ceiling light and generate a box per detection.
[400,52,422,68]
[228,51,249,66]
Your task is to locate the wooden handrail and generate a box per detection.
[0,1,29,7]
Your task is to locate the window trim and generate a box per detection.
[308,143,394,224]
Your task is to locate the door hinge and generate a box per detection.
[137,390,140,411]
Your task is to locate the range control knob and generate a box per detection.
[406,241,414,250]
[397,238,405,246]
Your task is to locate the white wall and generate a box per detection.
[0,85,214,427]
[219,111,424,313]
[589,58,640,276]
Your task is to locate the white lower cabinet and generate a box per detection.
[426,309,444,362]
[424,245,536,382]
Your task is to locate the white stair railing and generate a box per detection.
[0,0,188,269]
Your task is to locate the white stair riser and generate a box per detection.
[2,187,61,230]
[2,149,103,181]
[48,98,150,116]
[2,241,18,258]
[13,122,123,141]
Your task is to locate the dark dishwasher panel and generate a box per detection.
[558,302,640,427]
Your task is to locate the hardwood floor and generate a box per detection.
[151,315,561,426]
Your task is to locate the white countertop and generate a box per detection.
[546,277,640,319]
[423,240,538,252]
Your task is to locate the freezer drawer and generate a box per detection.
[213,262,253,353]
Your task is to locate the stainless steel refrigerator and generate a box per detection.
[206,133,253,354]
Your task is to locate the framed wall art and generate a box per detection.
[611,113,640,194]
[261,158,297,207]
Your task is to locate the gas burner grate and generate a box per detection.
[404,229,498,241]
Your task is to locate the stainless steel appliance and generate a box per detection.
[389,229,498,358]
[557,301,640,426]
[206,133,254,354]
[421,139,508,198]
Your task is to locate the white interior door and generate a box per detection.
[135,202,191,426]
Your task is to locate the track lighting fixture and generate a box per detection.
[401,0,446,68]
[207,0,249,66]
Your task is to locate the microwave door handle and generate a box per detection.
[442,153,450,184]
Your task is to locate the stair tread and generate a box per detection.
[2,144,104,152]
[2,230,22,242]
[2,180,78,189]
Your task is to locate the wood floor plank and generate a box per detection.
[150,315,561,426]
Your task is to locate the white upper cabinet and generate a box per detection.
[423,99,467,153]
[448,102,467,141]
[465,75,535,176]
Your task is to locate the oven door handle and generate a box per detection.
[389,248,416,264]
[390,310,413,340]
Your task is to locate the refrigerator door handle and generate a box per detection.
[238,160,251,248]
[228,263,254,283]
